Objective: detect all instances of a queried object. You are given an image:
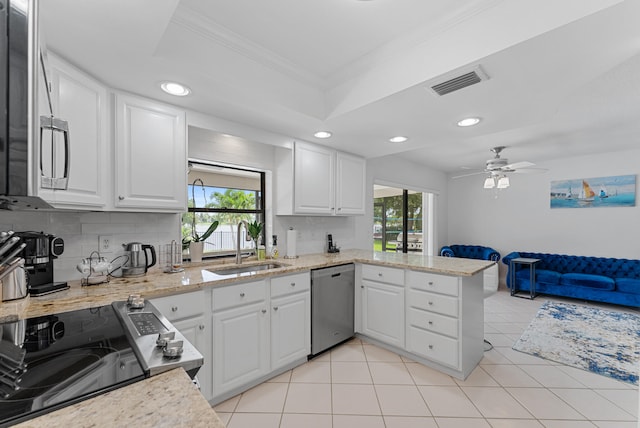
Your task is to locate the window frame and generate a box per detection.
[186,160,266,260]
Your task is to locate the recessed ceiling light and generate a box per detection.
[314,131,332,139]
[389,136,408,143]
[160,81,191,96]
[457,117,481,127]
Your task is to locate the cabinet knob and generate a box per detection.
[171,306,178,312]
[119,363,126,370]
[428,321,433,325]
[290,282,296,287]
[360,285,364,289]
[118,195,124,200]
[428,301,433,306]
[273,307,279,311]
[199,324,205,330]
[428,281,434,286]
[428,345,434,350]
[337,207,342,211]
[261,309,267,314]
[240,292,245,297]
[378,273,383,277]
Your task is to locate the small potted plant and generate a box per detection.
[246,220,264,259]
[183,219,219,263]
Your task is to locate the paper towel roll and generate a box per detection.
[285,228,297,258]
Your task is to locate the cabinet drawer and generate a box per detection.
[213,280,267,311]
[407,270,459,296]
[271,272,310,298]
[408,326,459,369]
[408,289,458,317]
[362,264,404,285]
[408,308,458,339]
[151,290,205,321]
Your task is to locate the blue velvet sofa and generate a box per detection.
[440,245,501,262]
[503,252,640,307]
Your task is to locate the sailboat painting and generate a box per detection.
[550,175,636,209]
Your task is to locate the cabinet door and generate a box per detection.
[335,152,365,215]
[362,280,405,348]
[40,55,109,208]
[293,142,334,214]
[173,315,213,401]
[114,93,187,211]
[213,302,269,396]
[271,291,310,370]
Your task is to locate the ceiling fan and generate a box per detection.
[452,146,545,189]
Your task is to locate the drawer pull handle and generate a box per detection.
[428,321,433,325]
[199,324,205,330]
[171,306,178,312]
[428,345,434,350]
[240,292,245,297]
[428,281,434,285]
[273,307,279,311]
[261,309,267,314]
[428,301,433,305]
[290,282,296,287]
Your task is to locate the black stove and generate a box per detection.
[0,305,144,427]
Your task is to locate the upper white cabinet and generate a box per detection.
[114,93,187,211]
[276,141,366,216]
[38,54,109,209]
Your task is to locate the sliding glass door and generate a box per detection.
[373,184,433,254]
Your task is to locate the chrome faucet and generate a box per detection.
[236,220,250,264]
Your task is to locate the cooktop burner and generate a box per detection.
[0,305,144,427]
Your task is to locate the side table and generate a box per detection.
[509,257,540,299]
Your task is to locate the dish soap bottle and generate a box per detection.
[271,235,279,259]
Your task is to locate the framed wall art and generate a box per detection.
[550,174,636,209]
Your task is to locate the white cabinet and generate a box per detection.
[212,281,269,397]
[361,265,405,348]
[150,290,213,401]
[114,93,187,211]
[39,53,109,209]
[405,270,484,378]
[270,272,310,370]
[276,141,366,216]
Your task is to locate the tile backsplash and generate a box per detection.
[0,211,181,282]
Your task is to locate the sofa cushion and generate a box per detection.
[561,273,615,290]
[615,278,640,294]
[516,269,561,284]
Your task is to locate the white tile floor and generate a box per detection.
[213,290,639,427]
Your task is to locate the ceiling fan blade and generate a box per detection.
[503,161,535,170]
[451,170,486,179]
[511,167,548,174]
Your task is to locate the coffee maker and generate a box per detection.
[17,232,69,296]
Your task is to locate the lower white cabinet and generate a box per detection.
[361,280,405,348]
[150,290,213,401]
[270,273,310,370]
[212,300,270,396]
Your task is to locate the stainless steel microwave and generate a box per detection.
[0,0,69,210]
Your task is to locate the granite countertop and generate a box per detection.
[0,249,493,322]
[14,369,225,428]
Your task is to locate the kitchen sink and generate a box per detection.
[205,262,287,277]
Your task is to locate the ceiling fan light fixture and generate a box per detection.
[160,81,191,96]
[313,131,332,139]
[483,177,495,189]
[457,117,481,127]
[497,176,510,189]
[389,136,408,143]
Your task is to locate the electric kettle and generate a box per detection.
[122,242,156,277]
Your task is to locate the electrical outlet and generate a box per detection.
[99,235,113,253]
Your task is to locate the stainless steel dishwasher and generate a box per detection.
[310,263,355,356]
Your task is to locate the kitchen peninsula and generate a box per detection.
[1,250,493,427]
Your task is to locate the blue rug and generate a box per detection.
[513,301,640,385]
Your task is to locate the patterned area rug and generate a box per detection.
[513,301,640,385]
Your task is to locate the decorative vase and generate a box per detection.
[189,241,204,263]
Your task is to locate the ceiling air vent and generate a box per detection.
[429,66,489,96]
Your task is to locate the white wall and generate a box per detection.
[0,211,180,282]
[447,148,640,262]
